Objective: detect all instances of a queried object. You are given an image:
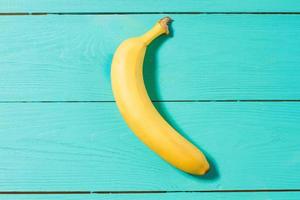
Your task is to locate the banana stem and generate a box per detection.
[141,17,172,45]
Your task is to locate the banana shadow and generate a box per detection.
[143,24,219,181]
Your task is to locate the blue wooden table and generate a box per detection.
[1,1,300,199]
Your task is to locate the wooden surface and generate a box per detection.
[1,0,300,199]
[1,192,300,200]
[1,103,300,190]
[1,0,300,12]
[1,15,300,101]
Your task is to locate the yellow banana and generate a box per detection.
[111,17,209,175]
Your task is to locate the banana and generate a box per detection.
[111,17,209,175]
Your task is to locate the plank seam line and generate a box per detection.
[1,189,300,195]
[2,12,300,16]
[1,100,300,103]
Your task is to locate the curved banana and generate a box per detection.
[111,17,209,175]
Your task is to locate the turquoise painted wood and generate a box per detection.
[1,0,300,12]
[1,193,300,200]
[1,0,300,199]
[1,15,300,101]
[0,103,299,190]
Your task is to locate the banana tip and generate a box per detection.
[159,16,173,35]
[194,164,210,176]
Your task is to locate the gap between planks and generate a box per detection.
[1,12,300,16]
[1,189,300,195]
[1,100,300,103]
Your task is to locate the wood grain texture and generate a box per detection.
[0,102,299,190]
[1,15,300,101]
[1,193,300,200]
[1,0,300,12]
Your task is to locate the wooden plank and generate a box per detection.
[0,102,299,190]
[1,192,300,200]
[1,0,300,12]
[1,15,300,101]
[0,195,90,200]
